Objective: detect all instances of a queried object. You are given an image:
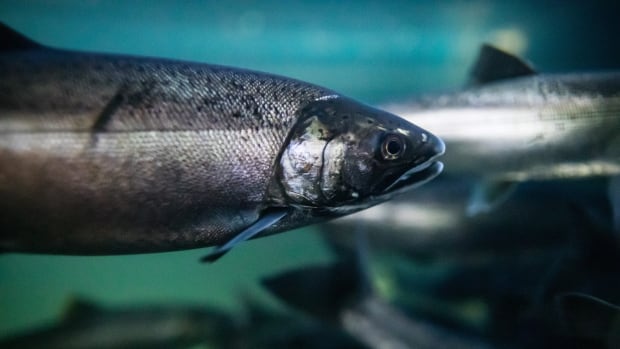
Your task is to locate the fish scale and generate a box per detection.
[0,48,332,254]
[0,51,327,133]
[0,23,444,259]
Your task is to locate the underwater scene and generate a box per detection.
[1,1,620,348]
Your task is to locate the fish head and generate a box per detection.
[275,96,444,213]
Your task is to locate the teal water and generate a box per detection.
[1,0,619,340]
[4,1,617,104]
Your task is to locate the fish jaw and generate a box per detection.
[325,162,444,216]
[383,160,444,194]
[375,133,445,194]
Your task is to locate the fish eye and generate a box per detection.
[381,134,406,160]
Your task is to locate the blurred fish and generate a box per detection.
[382,44,620,215]
[323,177,612,258]
[0,295,368,349]
[320,177,620,347]
[0,298,235,349]
[0,23,444,261]
[235,298,367,349]
[261,235,493,349]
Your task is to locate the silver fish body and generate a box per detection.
[0,47,328,253]
[384,72,620,182]
[382,45,620,215]
[0,24,444,256]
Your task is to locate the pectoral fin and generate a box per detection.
[201,209,289,263]
[466,179,518,216]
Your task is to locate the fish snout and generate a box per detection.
[378,129,445,194]
[410,129,445,169]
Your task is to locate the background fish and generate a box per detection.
[0,296,366,349]
[0,23,444,260]
[262,234,494,349]
[321,177,620,348]
[382,45,620,215]
[323,177,613,257]
[0,298,235,349]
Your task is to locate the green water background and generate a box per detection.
[1,0,619,337]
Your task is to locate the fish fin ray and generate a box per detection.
[0,22,44,51]
[201,209,289,263]
[466,179,518,216]
[467,44,537,86]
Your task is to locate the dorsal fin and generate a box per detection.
[0,22,43,51]
[468,44,536,86]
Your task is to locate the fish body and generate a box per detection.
[262,252,493,349]
[0,299,235,349]
[322,178,620,347]
[0,297,367,349]
[0,23,444,257]
[385,72,620,181]
[382,45,620,214]
[324,177,612,257]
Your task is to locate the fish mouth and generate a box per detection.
[375,133,445,195]
[382,160,444,194]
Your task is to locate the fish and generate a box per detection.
[235,298,368,349]
[0,296,366,349]
[321,184,620,348]
[381,44,620,215]
[0,23,444,261]
[0,298,236,349]
[322,177,613,258]
[261,233,493,349]
[315,174,620,348]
